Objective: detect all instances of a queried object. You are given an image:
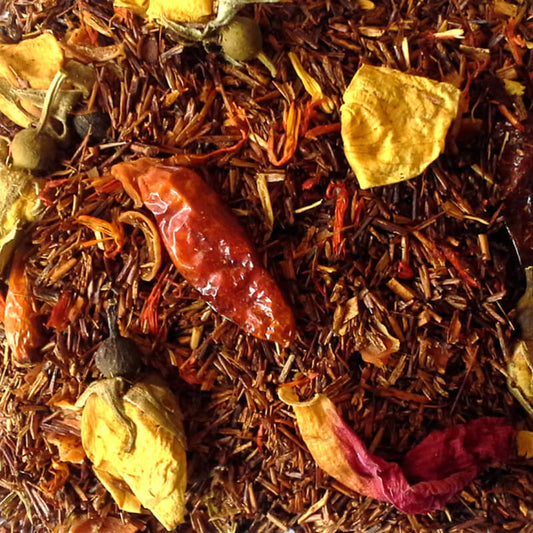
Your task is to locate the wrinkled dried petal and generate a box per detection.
[0,34,63,89]
[341,65,460,189]
[81,375,186,530]
[0,165,42,274]
[507,340,533,415]
[279,388,515,514]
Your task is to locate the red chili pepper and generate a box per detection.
[4,248,45,363]
[326,183,349,258]
[112,159,295,346]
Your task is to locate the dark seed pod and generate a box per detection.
[219,16,263,62]
[94,306,143,379]
[10,128,57,171]
[73,112,110,143]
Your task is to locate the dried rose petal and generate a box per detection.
[279,388,516,514]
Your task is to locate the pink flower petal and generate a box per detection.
[279,389,516,514]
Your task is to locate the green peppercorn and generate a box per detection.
[10,128,57,172]
[220,16,263,62]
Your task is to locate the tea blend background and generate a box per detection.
[0,0,533,532]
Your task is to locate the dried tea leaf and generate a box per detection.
[0,33,63,89]
[341,65,460,189]
[279,388,516,514]
[507,340,533,416]
[0,164,42,274]
[80,375,186,530]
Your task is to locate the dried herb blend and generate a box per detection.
[0,1,532,532]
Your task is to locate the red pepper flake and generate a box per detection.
[0,292,5,323]
[326,183,349,258]
[4,248,45,363]
[46,290,73,330]
[302,175,321,190]
[397,260,414,280]
[112,159,295,346]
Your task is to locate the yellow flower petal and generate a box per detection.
[341,65,460,189]
[116,0,213,22]
[0,34,63,89]
[0,165,42,274]
[81,376,187,530]
[289,52,334,114]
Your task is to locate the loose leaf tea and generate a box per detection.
[79,375,187,530]
[341,65,461,189]
[279,388,516,514]
[111,158,296,346]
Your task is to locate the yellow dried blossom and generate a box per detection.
[341,65,461,189]
[79,375,187,531]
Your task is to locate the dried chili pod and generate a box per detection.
[4,246,45,363]
[111,158,295,346]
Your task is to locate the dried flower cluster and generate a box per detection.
[0,0,532,532]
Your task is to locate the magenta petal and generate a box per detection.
[280,391,516,515]
[340,416,515,514]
